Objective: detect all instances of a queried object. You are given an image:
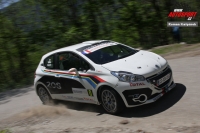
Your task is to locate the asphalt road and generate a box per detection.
[0,56,200,133]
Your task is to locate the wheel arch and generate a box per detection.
[35,82,52,97]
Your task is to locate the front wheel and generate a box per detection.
[38,86,54,105]
[100,88,125,114]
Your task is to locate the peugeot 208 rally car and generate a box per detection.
[34,40,176,114]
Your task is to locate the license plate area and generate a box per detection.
[157,73,171,86]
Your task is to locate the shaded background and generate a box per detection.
[0,0,199,91]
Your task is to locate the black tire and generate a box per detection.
[37,85,54,105]
[100,88,125,114]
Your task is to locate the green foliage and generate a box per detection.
[0,0,200,91]
[0,129,11,133]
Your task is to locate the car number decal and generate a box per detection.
[47,82,62,89]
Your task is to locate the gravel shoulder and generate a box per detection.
[0,52,200,133]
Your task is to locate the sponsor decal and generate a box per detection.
[62,95,95,103]
[130,83,145,87]
[47,64,52,67]
[72,88,90,96]
[83,97,95,102]
[87,89,93,96]
[72,88,86,94]
[82,42,116,54]
[73,90,82,94]
[47,59,52,63]
[62,96,83,101]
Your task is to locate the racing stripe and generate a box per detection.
[42,69,105,88]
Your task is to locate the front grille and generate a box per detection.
[146,66,172,89]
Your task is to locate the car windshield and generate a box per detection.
[79,43,139,64]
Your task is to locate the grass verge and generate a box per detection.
[0,129,11,133]
[150,43,200,56]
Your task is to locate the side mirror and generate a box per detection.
[69,68,79,76]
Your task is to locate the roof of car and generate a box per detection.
[42,40,109,58]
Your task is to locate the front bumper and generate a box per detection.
[115,66,176,107]
[120,80,176,107]
[138,82,176,106]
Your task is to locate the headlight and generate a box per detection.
[111,71,145,83]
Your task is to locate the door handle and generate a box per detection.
[55,74,60,78]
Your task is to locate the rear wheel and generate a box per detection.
[38,86,53,105]
[100,88,125,114]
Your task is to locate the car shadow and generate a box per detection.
[56,83,186,117]
[118,83,186,118]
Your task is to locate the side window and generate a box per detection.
[79,58,90,71]
[58,52,71,70]
[58,52,90,72]
[44,55,55,69]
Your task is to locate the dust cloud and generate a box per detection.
[0,104,70,127]
[17,104,70,118]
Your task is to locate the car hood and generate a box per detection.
[101,50,168,77]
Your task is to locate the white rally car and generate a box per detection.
[34,40,176,114]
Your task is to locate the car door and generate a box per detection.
[38,54,62,95]
[52,52,96,104]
